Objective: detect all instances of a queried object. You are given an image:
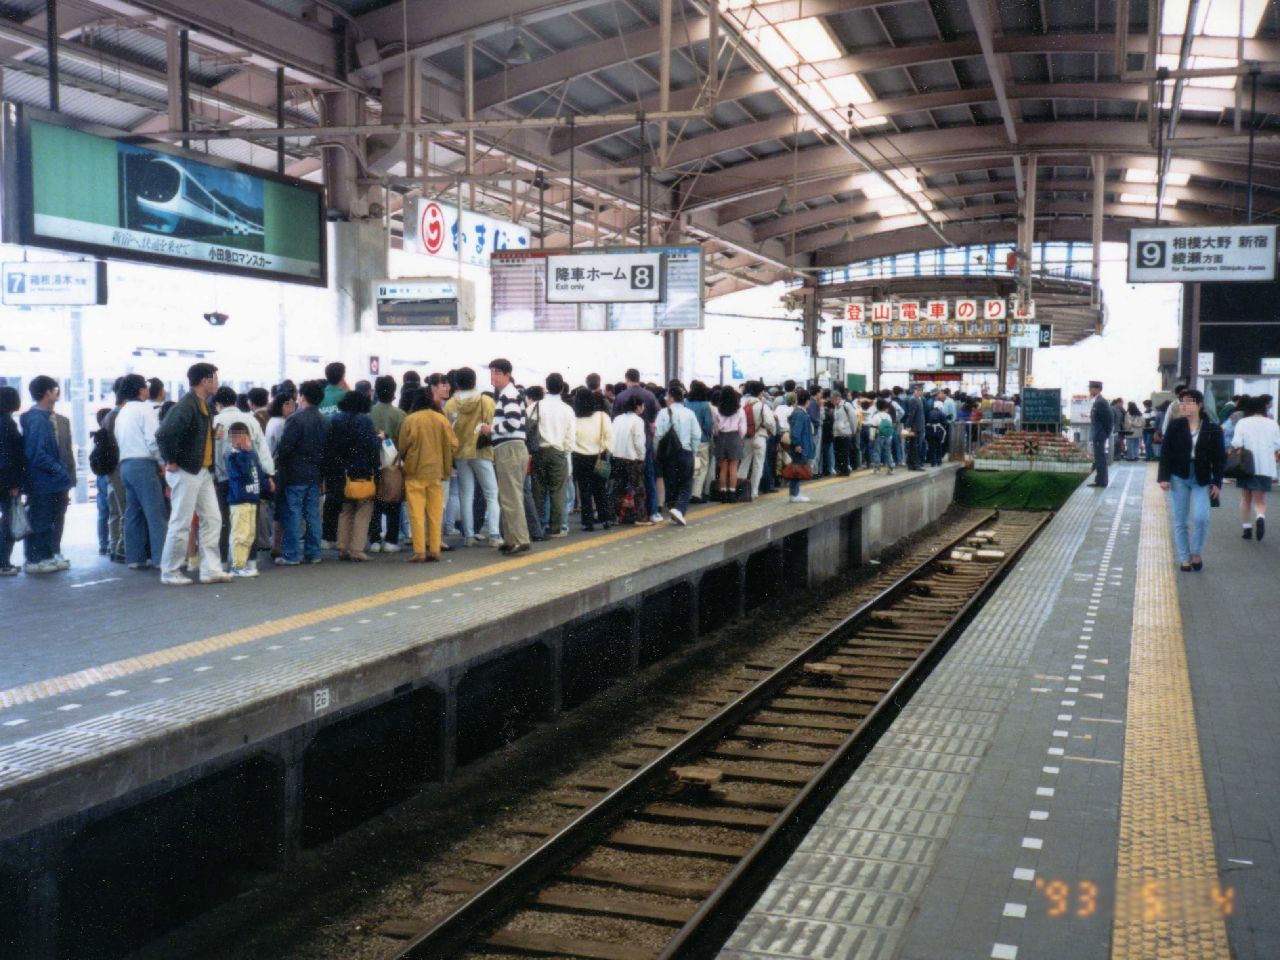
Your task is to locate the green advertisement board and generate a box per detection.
[5,104,326,286]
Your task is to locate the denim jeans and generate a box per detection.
[442,472,460,536]
[1143,429,1156,460]
[23,491,59,564]
[870,435,893,469]
[121,458,169,565]
[283,482,322,562]
[1169,473,1211,563]
[643,439,658,518]
[456,457,500,539]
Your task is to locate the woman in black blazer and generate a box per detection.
[1157,389,1225,571]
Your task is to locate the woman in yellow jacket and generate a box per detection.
[397,390,458,561]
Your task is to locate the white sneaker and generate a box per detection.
[52,554,70,570]
[549,531,568,539]
[487,538,503,547]
[669,508,686,526]
[367,541,383,553]
[464,537,481,547]
[200,570,233,584]
[380,542,402,553]
[790,494,811,503]
[161,572,193,586]
[320,540,335,550]
[229,566,259,579]
[23,560,59,574]
[649,512,664,523]
[247,559,258,572]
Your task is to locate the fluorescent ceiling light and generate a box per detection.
[853,115,890,128]
[1119,192,1158,204]
[1125,168,1190,186]
[776,18,843,62]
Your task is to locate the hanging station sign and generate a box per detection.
[1128,225,1277,283]
[405,197,530,267]
[545,250,664,303]
[844,298,1035,340]
[1,260,106,305]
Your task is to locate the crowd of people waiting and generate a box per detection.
[0,361,965,582]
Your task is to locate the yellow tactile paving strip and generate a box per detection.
[0,472,861,712]
[1111,467,1231,959]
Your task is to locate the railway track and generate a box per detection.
[387,509,1051,960]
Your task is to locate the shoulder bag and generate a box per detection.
[345,475,377,501]
[1224,446,1255,480]
[592,414,612,480]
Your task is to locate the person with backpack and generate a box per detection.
[112,373,169,570]
[654,384,702,525]
[739,381,776,499]
[90,408,115,556]
[831,390,858,475]
[867,398,896,474]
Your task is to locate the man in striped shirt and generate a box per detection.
[480,358,531,555]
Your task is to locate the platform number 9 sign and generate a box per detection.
[630,264,655,290]
[1137,239,1166,269]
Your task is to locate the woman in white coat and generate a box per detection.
[1229,395,1280,541]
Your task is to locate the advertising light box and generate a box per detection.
[3,104,326,286]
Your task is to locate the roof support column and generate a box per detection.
[657,0,672,167]
[44,0,58,111]
[1091,154,1105,308]
[465,34,475,208]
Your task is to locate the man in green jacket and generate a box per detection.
[318,361,348,418]
[155,362,229,585]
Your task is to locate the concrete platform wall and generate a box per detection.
[2,467,958,959]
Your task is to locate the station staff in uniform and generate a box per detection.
[1089,379,1113,488]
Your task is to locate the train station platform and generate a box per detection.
[0,464,958,959]
[722,462,1279,960]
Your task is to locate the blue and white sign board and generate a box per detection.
[2,260,106,305]
[1128,225,1277,283]
[374,278,461,302]
[405,197,530,266]
[545,251,664,303]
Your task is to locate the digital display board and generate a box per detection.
[3,104,326,286]
[491,245,702,331]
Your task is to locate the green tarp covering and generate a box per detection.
[957,469,1086,511]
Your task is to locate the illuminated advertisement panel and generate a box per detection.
[3,104,326,286]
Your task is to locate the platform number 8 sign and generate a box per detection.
[1137,239,1166,269]
[630,264,655,290]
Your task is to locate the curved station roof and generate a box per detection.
[2,0,1277,327]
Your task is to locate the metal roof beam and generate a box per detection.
[682,120,1272,210]
[964,0,1017,144]
[110,0,348,88]
[800,200,1229,255]
[465,27,1280,112]
[718,151,1276,224]
[812,219,1130,265]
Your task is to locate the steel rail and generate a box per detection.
[392,508,1049,959]
[662,509,1053,958]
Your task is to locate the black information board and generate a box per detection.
[1022,388,1062,424]
[377,299,459,328]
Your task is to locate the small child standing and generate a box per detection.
[225,422,263,578]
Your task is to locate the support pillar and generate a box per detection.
[1091,154,1105,308]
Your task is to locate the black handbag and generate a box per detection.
[1224,446,1255,480]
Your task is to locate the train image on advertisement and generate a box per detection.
[122,153,265,244]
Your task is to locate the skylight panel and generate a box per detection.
[1125,169,1190,186]
[776,18,843,62]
